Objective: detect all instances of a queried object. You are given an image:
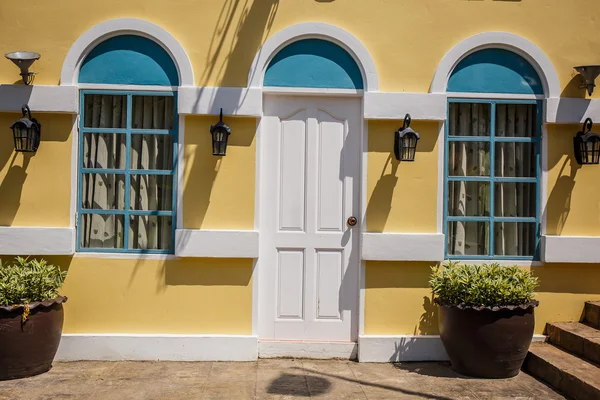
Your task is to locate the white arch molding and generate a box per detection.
[247,22,379,92]
[430,32,561,98]
[60,18,194,87]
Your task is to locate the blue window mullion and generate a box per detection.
[447,136,492,142]
[535,101,543,259]
[447,176,492,182]
[77,90,85,252]
[124,93,132,250]
[81,128,128,134]
[489,102,496,257]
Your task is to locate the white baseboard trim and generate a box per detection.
[0,227,74,255]
[56,334,258,361]
[258,340,358,360]
[361,233,445,261]
[175,229,259,258]
[358,334,546,362]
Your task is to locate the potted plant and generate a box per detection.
[430,262,538,379]
[0,257,67,380]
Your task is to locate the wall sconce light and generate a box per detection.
[10,105,41,153]
[5,52,41,85]
[574,65,600,96]
[210,109,231,156]
[574,118,600,165]
[394,114,420,161]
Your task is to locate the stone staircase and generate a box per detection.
[523,301,600,399]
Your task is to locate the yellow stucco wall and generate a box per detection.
[183,116,256,229]
[0,113,72,227]
[367,121,439,233]
[365,261,600,335]
[0,0,598,98]
[546,124,600,236]
[7,256,253,334]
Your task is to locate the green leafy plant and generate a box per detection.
[0,257,66,306]
[429,262,538,307]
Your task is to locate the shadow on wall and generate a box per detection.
[366,121,439,232]
[532,263,600,295]
[544,155,580,236]
[366,261,440,335]
[191,0,280,113]
[0,153,31,226]
[182,116,256,230]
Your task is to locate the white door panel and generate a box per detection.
[260,96,361,342]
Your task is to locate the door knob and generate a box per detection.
[347,216,357,226]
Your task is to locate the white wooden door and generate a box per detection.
[259,95,361,342]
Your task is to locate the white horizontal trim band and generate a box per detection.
[0,84,598,124]
[263,87,363,97]
[175,229,259,258]
[358,334,546,362]
[361,233,445,261]
[56,334,258,361]
[0,85,78,114]
[364,92,447,120]
[542,235,600,263]
[0,227,74,255]
[178,86,262,116]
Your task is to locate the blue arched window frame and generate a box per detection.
[443,49,543,261]
[77,35,179,254]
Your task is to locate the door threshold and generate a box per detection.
[258,340,358,360]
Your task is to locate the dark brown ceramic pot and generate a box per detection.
[438,301,538,379]
[0,296,67,380]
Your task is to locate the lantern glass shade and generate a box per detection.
[574,118,600,165]
[10,106,41,153]
[210,109,231,156]
[395,128,420,161]
[211,127,230,156]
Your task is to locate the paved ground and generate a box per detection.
[0,360,564,399]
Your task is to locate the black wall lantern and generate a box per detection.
[394,114,420,161]
[10,105,41,153]
[210,109,231,156]
[574,118,600,165]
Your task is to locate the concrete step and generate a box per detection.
[546,321,600,365]
[584,301,600,329]
[524,342,600,400]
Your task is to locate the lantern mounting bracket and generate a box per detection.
[574,65,600,96]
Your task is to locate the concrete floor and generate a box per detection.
[0,360,564,400]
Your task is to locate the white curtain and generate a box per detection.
[448,103,535,257]
[81,94,174,250]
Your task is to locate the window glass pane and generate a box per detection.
[129,215,173,250]
[132,96,175,130]
[83,133,126,169]
[448,141,490,176]
[130,134,174,170]
[130,175,173,211]
[447,221,489,256]
[448,103,491,136]
[83,95,127,128]
[80,214,125,249]
[495,142,536,177]
[448,181,490,217]
[494,222,536,256]
[494,183,537,218]
[81,173,126,210]
[496,104,537,137]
